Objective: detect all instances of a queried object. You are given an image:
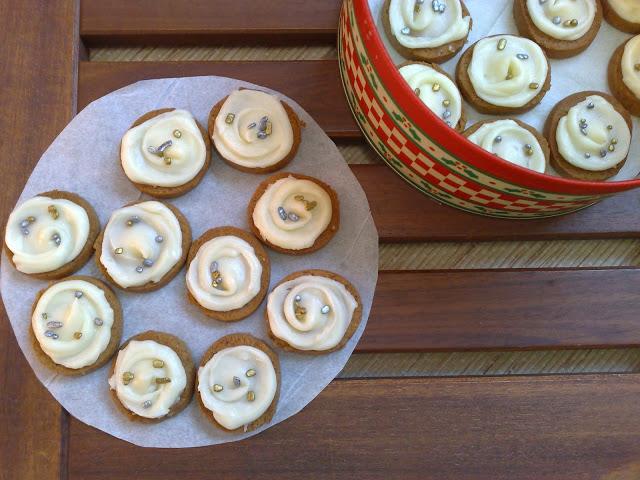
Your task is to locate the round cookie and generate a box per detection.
[185,227,270,322]
[608,36,640,116]
[248,172,340,255]
[382,0,473,63]
[208,89,303,174]
[3,190,100,280]
[120,108,212,198]
[30,276,123,376]
[602,0,640,34]
[544,91,633,181]
[513,0,602,59]
[456,34,552,114]
[196,333,280,433]
[94,200,191,293]
[463,118,550,174]
[108,331,195,423]
[399,61,467,131]
[265,269,362,354]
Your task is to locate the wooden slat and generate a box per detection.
[80,0,341,46]
[360,268,640,352]
[68,374,640,480]
[0,0,80,478]
[78,61,640,242]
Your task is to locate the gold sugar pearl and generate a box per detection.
[432,82,441,92]
[225,113,235,124]
[305,201,317,211]
[608,144,616,152]
[611,138,618,145]
[115,247,124,255]
[122,371,134,384]
[27,216,36,223]
[155,377,171,384]
[563,18,579,27]
[164,157,172,165]
[48,205,59,220]
[497,38,507,51]
[246,391,256,402]
[442,99,450,107]
[635,64,640,72]
[73,331,82,339]
[173,129,182,138]
[246,369,256,378]
[529,83,539,90]
[414,87,421,96]
[152,359,164,368]
[213,384,223,392]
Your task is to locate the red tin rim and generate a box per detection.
[351,0,640,196]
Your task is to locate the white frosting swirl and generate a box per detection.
[108,339,188,418]
[608,0,640,23]
[32,279,114,369]
[526,0,596,41]
[267,274,358,351]
[556,95,631,171]
[467,120,546,173]
[252,176,333,251]
[622,35,640,99]
[5,196,90,274]
[388,0,471,49]
[186,235,263,312]
[212,90,294,169]
[198,345,277,430]
[100,201,183,288]
[121,109,207,188]
[399,63,462,127]
[468,35,548,108]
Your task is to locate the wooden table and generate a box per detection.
[3,1,640,478]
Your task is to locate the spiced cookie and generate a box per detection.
[186,227,270,322]
[399,61,466,131]
[513,0,602,59]
[608,35,640,116]
[603,0,640,34]
[121,108,211,198]
[197,333,280,432]
[544,91,632,180]
[464,119,549,173]
[208,89,303,174]
[456,34,551,114]
[3,190,99,280]
[383,0,472,63]
[108,331,195,423]
[265,270,362,354]
[30,276,122,376]
[248,172,339,255]
[95,200,191,292]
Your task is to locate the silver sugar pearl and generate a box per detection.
[46,321,63,329]
[143,400,152,409]
[44,330,59,339]
[210,261,219,272]
[294,295,302,302]
[74,291,83,298]
[21,228,29,236]
[155,235,164,243]
[288,212,299,222]
[278,206,287,221]
[20,219,29,228]
[233,376,241,387]
[136,266,144,273]
[587,102,595,109]
[494,136,502,143]
[257,131,268,140]
[401,27,410,35]
[552,16,561,24]
[321,305,331,314]
[247,122,257,129]
[94,317,104,326]
[143,258,154,267]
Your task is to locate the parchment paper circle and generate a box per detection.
[0,76,378,448]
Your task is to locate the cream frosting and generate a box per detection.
[267,274,358,351]
[467,120,546,173]
[100,201,183,288]
[556,95,631,171]
[468,35,549,108]
[388,0,471,49]
[121,109,207,188]
[622,35,640,99]
[32,279,114,369]
[108,339,188,419]
[526,0,596,41]
[4,196,90,274]
[198,345,277,430]
[186,235,263,312]
[608,0,640,23]
[399,63,462,127]
[252,176,333,251]
[212,90,294,169]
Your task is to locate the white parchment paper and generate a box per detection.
[0,76,378,448]
[370,0,640,180]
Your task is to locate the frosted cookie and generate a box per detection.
[3,191,99,280]
[186,227,270,322]
[248,172,339,255]
[197,333,279,432]
[544,92,632,181]
[456,35,551,114]
[603,0,640,34]
[608,36,640,116]
[514,0,602,59]
[463,119,549,174]
[108,331,195,423]
[208,89,303,174]
[95,200,191,292]
[30,276,122,375]
[399,61,466,131]
[382,0,472,63]
[265,270,362,354]
[121,108,211,198]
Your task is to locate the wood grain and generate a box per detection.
[67,374,640,480]
[0,0,79,479]
[80,0,341,46]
